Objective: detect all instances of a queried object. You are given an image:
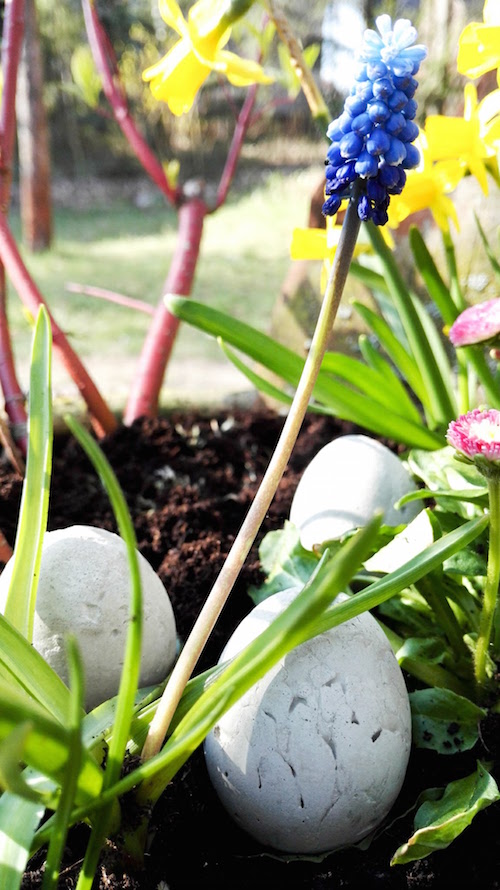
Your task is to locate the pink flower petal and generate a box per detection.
[449,298,500,347]
[447,408,500,461]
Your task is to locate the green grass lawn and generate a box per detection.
[9,169,322,375]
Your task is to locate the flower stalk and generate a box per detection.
[476,475,500,693]
[140,185,362,763]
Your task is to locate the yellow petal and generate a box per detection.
[144,39,210,115]
[467,154,490,193]
[158,0,187,36]
[217,49,274,85]
[458,23,500,78]
[290,228,328,260]
[425,115,470,161]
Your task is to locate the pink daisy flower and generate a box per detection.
[448,298,500,348]
[447,408,500,467]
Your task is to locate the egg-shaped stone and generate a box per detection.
[204,588,411,854]
[0,525,177,710]
[290,434,421,550]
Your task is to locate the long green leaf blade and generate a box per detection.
[3,307,52,641]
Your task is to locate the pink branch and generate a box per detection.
[0,213,117,438]
[82,0,180,207]
[66,282,154,315]
[124,196,207,424]
[215,82,259,210]
[0,0,28,453]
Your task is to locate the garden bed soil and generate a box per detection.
[1,408,499,889]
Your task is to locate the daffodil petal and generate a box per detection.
[478,88,500,124]
[467,154,490,193]
[290,228,328,260]
[217,49,274,85]
[425,115,470,161]
[158,0,188,36]
[143,39,210,115]
[458,23,500,78]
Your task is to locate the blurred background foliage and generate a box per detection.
[10,0,482,181]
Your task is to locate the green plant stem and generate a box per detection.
[140,190,362,763]
[475,476,500,696]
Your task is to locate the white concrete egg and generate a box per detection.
[290,434,422,550]
[204,588,411,854]
[0,525,177,710]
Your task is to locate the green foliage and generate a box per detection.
[391,763,500,865]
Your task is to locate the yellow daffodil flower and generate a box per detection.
[387,133,463,233]
[291,210,377,291]
[458,0,500,83]
[424,83,500,193]
[143,0,272,116]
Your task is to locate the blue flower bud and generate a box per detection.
[373,78,393,100]
[345,95,368,117]
[385,112,406,135]
[398,120,419,143]
[368,100,391,123]
[340,132,364,158]
[404,98,418,119]
[388,90,408,112]
[337,111,354,134]
[384,137,407,165]
[351,112,373,136]
[355,150,379,177]
[366,61,388,79]
[402,143,420,169]
[322,194,342,216]
[367,128,391,156]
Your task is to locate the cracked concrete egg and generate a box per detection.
[0,525,177,710]
[290,435,421,551]
[204,588,411,854]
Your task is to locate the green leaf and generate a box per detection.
[0,612,72,723]
[409,227,458,326]
[0,796,45,890]
[0,723,53,804]
[409,688,486,754]
[391,762,500,864]
[248,521,319,604]
[352,300,427,405]
[474,212,500,281]
[366,222,455,427]
[3,307,52,641]
[70,45,102,108]
[168,297,443,450]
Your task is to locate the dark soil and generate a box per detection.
[1,409,499,890]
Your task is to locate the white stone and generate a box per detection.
[290,435,422,550]
[204,588,411,854]
[0,525,177,710]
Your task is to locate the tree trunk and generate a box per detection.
[16,0,52,252]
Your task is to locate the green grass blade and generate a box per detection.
[366,222,456,426]
[3,307,52,641]
[0,796,45,890]
[474,212,500,281]
[353,301,427,403]
[321,349,423,422]
[64,416,144,890]
[0,612,72,723]
[170,297,443,449]
[409,227,463,325]
[0,678,103,803]
[410,295,457,416]
[42,637,85,890]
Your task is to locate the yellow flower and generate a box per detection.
[457,0,500,82]
[291,210,377,290]
[424,84,500,193]
[143,0,272,116]
[387,133,464,232]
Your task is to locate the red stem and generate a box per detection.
[0,0,28,452]
[0,213,117,438]
[123,197,207,424]
[215,84,259,210]
[82,0,180,207]
[66,282,154,315]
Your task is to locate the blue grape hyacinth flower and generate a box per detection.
[323,15,427,226]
